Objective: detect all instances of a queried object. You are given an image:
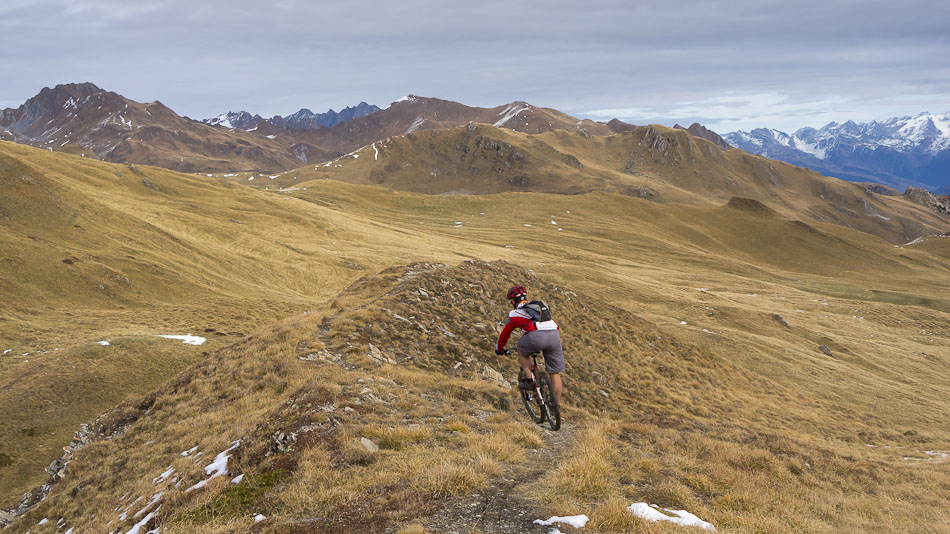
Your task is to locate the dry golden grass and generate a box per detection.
[2,142,949,533]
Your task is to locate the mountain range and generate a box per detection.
[0,84,626,173]
[202,102,380,130]
[724,113,950,194]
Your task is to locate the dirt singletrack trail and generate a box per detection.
[422,420,578,534]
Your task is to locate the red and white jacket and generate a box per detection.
[496,302,559,352]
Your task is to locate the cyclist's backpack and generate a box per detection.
[523,300,552,322]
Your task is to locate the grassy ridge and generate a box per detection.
[1,142,949,531]
[5,260,949,533]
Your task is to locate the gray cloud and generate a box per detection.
[1,0,947,132]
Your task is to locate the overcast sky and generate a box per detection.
[1,0,947,133]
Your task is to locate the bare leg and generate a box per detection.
[549,373,562,405]
[517,349,534,381]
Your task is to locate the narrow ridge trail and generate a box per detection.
[422,420,578,534]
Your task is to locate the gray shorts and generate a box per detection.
[517,330,565,374]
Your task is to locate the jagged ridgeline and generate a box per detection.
[4,261,751,533]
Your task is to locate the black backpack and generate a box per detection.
[523,300,552,322]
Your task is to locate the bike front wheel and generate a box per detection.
[537,373,561,431]
[518,369,544,424]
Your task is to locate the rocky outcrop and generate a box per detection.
[0,425,95,527]
[904,187,950,217]
[674,122,731,149]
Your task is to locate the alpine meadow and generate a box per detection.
[2,5,950,530]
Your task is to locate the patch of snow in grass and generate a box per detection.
[181,446,199,456]
[98,340,111,346]
[534,515,589,528]
[231,474,245,484]
[134,492,163,518]
[254,514,266,523]
[126,509,158,534]
[186,440,241,492]
[157,334,206,345]
[628,503,715,530]
[38,518,49,525]
[3,349,11,354]
[373,144,379,160]
[266,134,276,139]
[153,466,175,485]
[524,224,532,227]
[680,321,687,325]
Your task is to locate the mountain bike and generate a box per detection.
[505,350,561,431]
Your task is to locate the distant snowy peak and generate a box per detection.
[724,111,950,193]
[391,95,422,106]
[203,111,264,130]
[203,102,380,131]
[726,111,950,159]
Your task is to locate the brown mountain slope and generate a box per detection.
[254,123,948,244]
[1,85,621,173]
[0,83,341,172]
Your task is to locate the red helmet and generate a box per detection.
[507,285,527,301]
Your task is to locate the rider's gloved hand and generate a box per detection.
[495,348,509,355]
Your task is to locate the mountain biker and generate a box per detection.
[495,285,563,405]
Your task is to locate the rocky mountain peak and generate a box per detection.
[673,122,731,149]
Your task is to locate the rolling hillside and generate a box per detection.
[2,142,949,533]
[237,123,949,245]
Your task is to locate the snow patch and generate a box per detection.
[406,116,425,133]
[126,509,158,534]
[186,440,241,492]
[495,103,531,127]
[629,503,715,530]
[153,467,175,485]
[156,334,206,345]
[534,515,589,528]
[98,340,111,346]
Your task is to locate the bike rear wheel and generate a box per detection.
[518,369,545,424]
[537,372,561,431]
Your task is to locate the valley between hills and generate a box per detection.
[1,104,949,534]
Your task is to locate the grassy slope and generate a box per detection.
[6,260,950,534]
[234,123,948,245]
[1,142,949,532]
